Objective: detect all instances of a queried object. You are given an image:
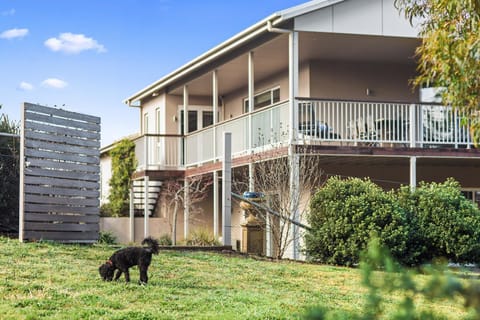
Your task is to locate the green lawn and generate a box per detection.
[0,237,472,319]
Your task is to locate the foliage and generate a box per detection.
[107,139,137,217]
[0,106,20,233]
[157,234,172,246]
[305,177,409,266]
[305,237,480,319]
[185,228,221,246]
[395,0,480,144]
[396,178,480,264]
[97,231,117,245]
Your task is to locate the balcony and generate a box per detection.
[134,99,474,172]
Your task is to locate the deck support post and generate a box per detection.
[144,175,149,238]
[129,186,134,242]
[410,156,417,191]
[222,132,232,246]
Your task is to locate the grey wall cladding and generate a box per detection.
[20,103,101,243]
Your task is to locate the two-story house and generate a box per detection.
[122,0,480,258]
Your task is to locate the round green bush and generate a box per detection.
[396,178,480,264]
[305,176,408,266]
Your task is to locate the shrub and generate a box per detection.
[396,178,480,264]
[305,177,408,266]
[97,231,117,245]
[158,234,173,246]
[186,229,220,246]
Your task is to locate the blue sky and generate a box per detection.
[0,0,306,146]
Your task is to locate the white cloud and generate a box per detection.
[18,81,34,91]
[44,32,106,54]
[0,28,28,39]
[41,78,68,89]
[1,9,15,16]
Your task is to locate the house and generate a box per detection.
[121,0,480,258]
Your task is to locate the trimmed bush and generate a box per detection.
[305,177,408,266]
[396,178,480,264]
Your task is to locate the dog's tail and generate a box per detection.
[142,236,160,254]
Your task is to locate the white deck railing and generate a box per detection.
[135,99,474,171]
[297,99,473,148]
[185,101,289,166]
[133,134,183,171]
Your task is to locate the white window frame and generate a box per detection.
[243,86,280,113]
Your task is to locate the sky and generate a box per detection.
[0,0,307,147]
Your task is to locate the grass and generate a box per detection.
[0,237,473,319]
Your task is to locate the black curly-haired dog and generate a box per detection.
[99,237,159,284]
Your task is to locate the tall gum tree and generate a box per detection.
[395,0,480,143]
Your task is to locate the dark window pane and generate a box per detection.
[203,111,213,127]
[188,111,197,133]
[272,88,280,103]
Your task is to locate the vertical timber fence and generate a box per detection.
[19,103,101,243]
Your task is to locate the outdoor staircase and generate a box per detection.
[132,180,163,216]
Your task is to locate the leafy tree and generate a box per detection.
[107,139,137,216]
[0,105,20,233]
[395,0,480,143]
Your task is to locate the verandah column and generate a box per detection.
[288,31,300,260]
[212,69,219,238]
[183,85,190,239]
[248,51,255,192]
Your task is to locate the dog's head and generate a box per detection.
[99,261,115,281]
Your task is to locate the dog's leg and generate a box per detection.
[139,266,148,284]
[114,270,122,281]
[124,269,130,282]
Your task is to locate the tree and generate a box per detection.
[163,175,212,245]
[234,146,325,259]
[0,105,20,233]
[395,0,480,143]
[107,139,137,216]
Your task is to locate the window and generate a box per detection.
[243,87,280,113]
[462,190,480,208]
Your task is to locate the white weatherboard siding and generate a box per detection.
[294,0,419,38]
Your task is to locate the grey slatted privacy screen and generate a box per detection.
[20,103,101,242]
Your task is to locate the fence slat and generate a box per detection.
[25,212,99,223]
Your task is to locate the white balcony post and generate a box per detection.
[289,31,299,145]
[289,31,300,260]
[409,104,416,148]
[248,51,255,192]
[212,70,219,238]
[183,85,189,165]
